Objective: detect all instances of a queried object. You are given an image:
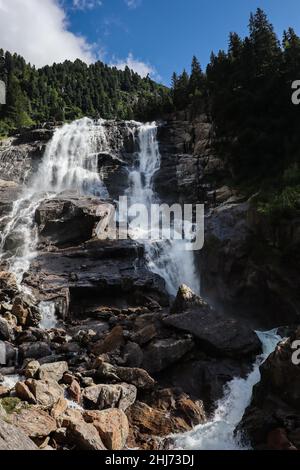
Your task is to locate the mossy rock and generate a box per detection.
[0,397,30,415]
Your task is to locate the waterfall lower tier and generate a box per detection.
[126,122,200,296]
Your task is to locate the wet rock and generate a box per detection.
[38,361,68,382]
[83,383,137,411]
[0,179,21,217]
[12,408,57,438]
[199,200,300,327]
[159,357,249,410]
[24,239,169,319]
[35,194,111,247]
[164,285,261,358]
[0,417,38,450]
[267,428,297,451]
[127,392,206,448]
[84,409,129,450]
[12,296,41,327]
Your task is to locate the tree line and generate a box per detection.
[171,8,300,197]
[1,8,300,209]
[0,52,170,135]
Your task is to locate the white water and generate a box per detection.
[1,374,22,390]
[39,301,58,330]
[0,118,111,331]
[127,123,200,295]
[0,118,109,286]
[174,329,281,450]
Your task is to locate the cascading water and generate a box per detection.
[0,118,110,328]
[174,329,281,450]
[127,122,200,296]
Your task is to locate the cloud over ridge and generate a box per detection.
[0,0,97,67]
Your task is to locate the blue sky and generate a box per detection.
[1,1,300,85]
[64,0,300,84]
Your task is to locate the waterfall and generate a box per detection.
[0,118,109,285]
[39,301,58,330]
[0,118,110,331]
[127,122,200,296]
[174,329,281,450]
[32,118,109,197]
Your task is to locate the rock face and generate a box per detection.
[199,199,300,327]
[155,114,222,205]
[35,194,111,247]
[237,329,300,450]
[1,117,296,452]
[0,179,21,217]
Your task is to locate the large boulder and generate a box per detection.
[0,417,39,450]
[83,383,137,411]
[19,342,52,360]
[35,193,112,247]
[94,359,155,390]
[12,408,57,439]
[0,272,18,302]
[59,408,106,450]
[142,337,194,374]
[127,390,206,449]
[67,420,106,450]
[38,361,68,382]
[84,409,129,450]
[25,379,64,408]
[163,285,261,358]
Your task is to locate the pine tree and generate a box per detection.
[249,8,281,74]
[189,56,203,95]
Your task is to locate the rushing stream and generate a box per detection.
[174,329,281,450]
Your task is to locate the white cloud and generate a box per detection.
[110,53,157,78]
[125,0,141,9]
[73,0,102,10]
[0,0,98,67]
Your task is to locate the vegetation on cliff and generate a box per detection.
[172,9,300,213]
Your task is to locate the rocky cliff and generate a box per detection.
[0,117,299,451]
[0,120,262,450]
